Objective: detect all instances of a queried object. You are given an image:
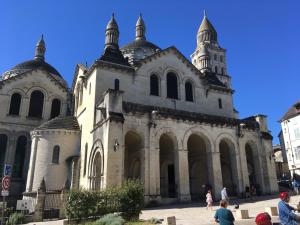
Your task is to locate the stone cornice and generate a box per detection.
[123,101,258,130]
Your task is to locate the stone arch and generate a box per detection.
[158,131,179,198]
[186,132,212,200]
[25,86,48,98]
[124,131,143,180]
[88,139,104,190]
[182,126,214,152]
[154,127,179,150]
[217,135,239,196]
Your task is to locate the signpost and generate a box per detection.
[2,165,12,225]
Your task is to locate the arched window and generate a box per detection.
[79,85,83,106]
[221,68,224,75]
[13,136,27,178]
[185,82,194,102]
[114,79,120,91]
[215,66,218,74]
[0,134,8,173]
[84,143,88,176]
[166,72,178,99]
[214,54,217,60]
[9,93,22,116]
[150,74,159,96]
[28,90,44,118]
[50,99,61,119]
[220,55,223,62]
[218,98,223,109]
[52,145,60,164]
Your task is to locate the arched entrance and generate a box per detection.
[91,152,102,190]
[159,133,178,198]
[187,134,210,200]
[245,142,262,194]
[124,131,143,180]
[219,139,238,196]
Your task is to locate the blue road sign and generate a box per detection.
[4,164,12,177]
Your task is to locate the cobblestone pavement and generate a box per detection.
[141,195,300,225]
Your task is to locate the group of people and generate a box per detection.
[205,187,300,225]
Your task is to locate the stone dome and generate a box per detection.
[121,39,161,65]
[1,36,63,81]
[1,58,62,80]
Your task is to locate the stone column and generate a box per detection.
[210,152,223,200]
[177,149,191,203]
[26,133,39,192]
[238,140,250,191]
[147,146,161,202]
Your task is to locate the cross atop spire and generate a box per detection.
[204,9,207,17]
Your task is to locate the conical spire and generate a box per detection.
[136,13,146,41]
[105,13,120,49]
[34,35,46,60]
[197,11,218,44]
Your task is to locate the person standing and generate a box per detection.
[278,192,300,225]
[292,179,299,195]
[214,200,235,225]
[206,190,213,210]
[221,187,229,204]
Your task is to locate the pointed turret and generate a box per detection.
[136,14,146,41]
[197,11,218,45]
[34,35,46,61]
[105,13,120,50]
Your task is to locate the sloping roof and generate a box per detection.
[36,116,80,131]
[281,101,300,121]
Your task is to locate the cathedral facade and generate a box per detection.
[0,14,278,202]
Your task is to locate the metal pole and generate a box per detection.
[2,195,5,225]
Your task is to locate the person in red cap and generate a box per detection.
[278,192,299,225]
[255,213,272,225]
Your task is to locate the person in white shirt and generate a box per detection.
[221,187,229,204]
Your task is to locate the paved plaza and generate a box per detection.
[141,195,300,225]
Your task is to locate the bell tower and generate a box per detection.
[191,11,231,88]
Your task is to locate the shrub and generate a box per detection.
[95,213,124,225]
[120,180,144,221]
[65,180,144,221]
[65,189,98,220]
[6,212,25,225]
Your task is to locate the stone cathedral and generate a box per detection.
[0,13,278,203]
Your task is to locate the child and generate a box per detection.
[206,190,213,210]
[214,200,235,225]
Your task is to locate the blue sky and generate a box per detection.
[0,1,298,144]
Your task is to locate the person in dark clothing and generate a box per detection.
[214,200,235,225]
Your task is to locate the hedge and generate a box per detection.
[65,180,144,221]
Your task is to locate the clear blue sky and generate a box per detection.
[0,1,298,144]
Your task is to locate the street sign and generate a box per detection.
[1,191,8,197]
[1,176,10,191]
[3,164,12,177]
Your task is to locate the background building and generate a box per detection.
[280,101,300,178]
